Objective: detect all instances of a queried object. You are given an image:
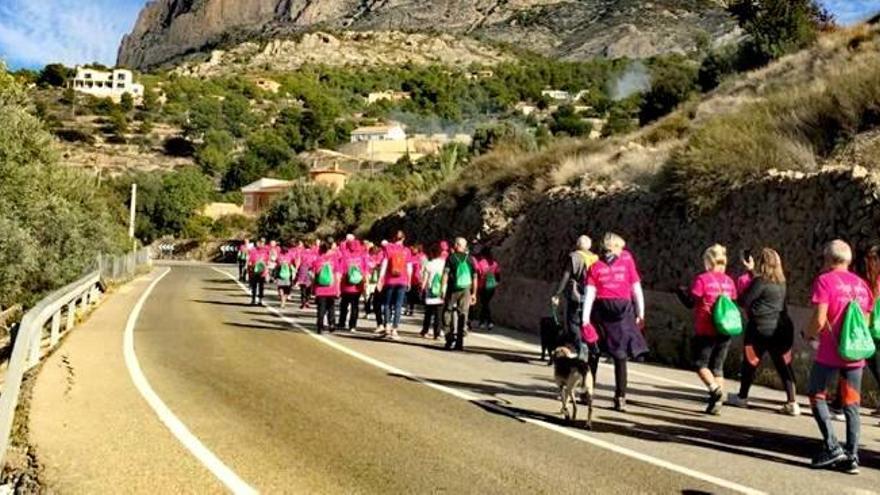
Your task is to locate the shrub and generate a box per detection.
[471,121,536,155]
[728,0,833,69]
[658,59,880,212]
[258,182,335,240]
[330,179,399,229]
[163,136,196,157]
[211,214,254,238]
[0,64,127,307]
[639,56,698,124]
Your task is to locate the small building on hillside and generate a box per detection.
[366,91,411,104]
[350,122,407,143]
[70,66,144,103]
[241,178,295,216]
[541,89,589,103]
[309,163,350,193]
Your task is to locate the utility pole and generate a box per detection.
[129,183,137,253]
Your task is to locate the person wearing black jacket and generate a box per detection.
[727,248,799,415]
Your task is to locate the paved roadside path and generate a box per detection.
[29,269,221,494]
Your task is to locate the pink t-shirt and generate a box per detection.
[690,271,737,337]
[812,269,873,369]
[478,259,501,289]
[409,253,427,286]
[340,252,369,294]
[587,257,640,300]
[736,273,753,297]
[382,243,411,286]
[311,253,341,297]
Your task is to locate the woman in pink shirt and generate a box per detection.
[377,231,412,339]
[805,240,872,473]
[311,239,341,334]
[581,233,647,412]
[337,240,369,332]
[477,248,501,330]
[297,239,319,309]
[275,245,296,309]
[248,239,269,306]
[688,244,738,415]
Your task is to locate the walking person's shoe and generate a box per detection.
[726,393,748,408]
[829,407,846,422]
[487,323,494,331]
[390,330,400,340]
[706,387,723,415]
[811,446,847,469]
[780,402,801,416]
[613,397,627,412]
[835,454,860,475]
[374,326,387,337]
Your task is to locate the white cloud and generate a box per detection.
[0,0,141,68]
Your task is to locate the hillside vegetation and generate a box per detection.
[431,19,880,216]
[0,66,128,309]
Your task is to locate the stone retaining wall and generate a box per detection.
[372,166,880,401]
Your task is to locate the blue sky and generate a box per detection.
[0,0,878,69]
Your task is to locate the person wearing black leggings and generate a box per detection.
[727,248,799,415]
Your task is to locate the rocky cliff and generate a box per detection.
[118,0,737,69]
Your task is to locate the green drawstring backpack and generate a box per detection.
[868,298,880,340]
[347,264,364,285]
[429,273,443,298]
[712,294,743,337]
[485,272,498,290]
[454,255,472,290]
[839,300,876,361]
[278,262,292,281]
[315,263,333,287]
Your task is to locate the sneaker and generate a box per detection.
[487,323,494,331]
[780,402,801,416]
[478,322,487,330]
[830,408,846,422]
[706,387,723,415]
[811,446,847,469]
[726,393,748,408]
[614,397,627,412]
[390,331,400,341]
[835,455,860,475]
[374,327,387,336]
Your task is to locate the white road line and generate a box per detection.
[125,268,258,495]
[471,332,706,391]
[212,267,764,495]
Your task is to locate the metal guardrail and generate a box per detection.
[0,248,152,469]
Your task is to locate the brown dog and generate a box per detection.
[553,346,593,428]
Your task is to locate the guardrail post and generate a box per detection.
[28,322,42,368]
[81,291,90,314]
[50,311,61,347]
[66,301,76,331]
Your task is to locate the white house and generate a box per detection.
[349,122,407,143]
[541,89,590,103]
[366,91,411,104]
[70,66,144,103]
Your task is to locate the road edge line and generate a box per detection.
[125,268,258,495]
[212,267,765,495]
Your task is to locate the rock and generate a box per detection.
[118,0,737,70]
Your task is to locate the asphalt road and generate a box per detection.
[35,263,880,494]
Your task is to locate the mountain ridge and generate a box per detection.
[118,0,739,70]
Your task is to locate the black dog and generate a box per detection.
[540,316,561,364]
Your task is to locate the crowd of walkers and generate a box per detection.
[237,229,880,475]
[237,231,500,350]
